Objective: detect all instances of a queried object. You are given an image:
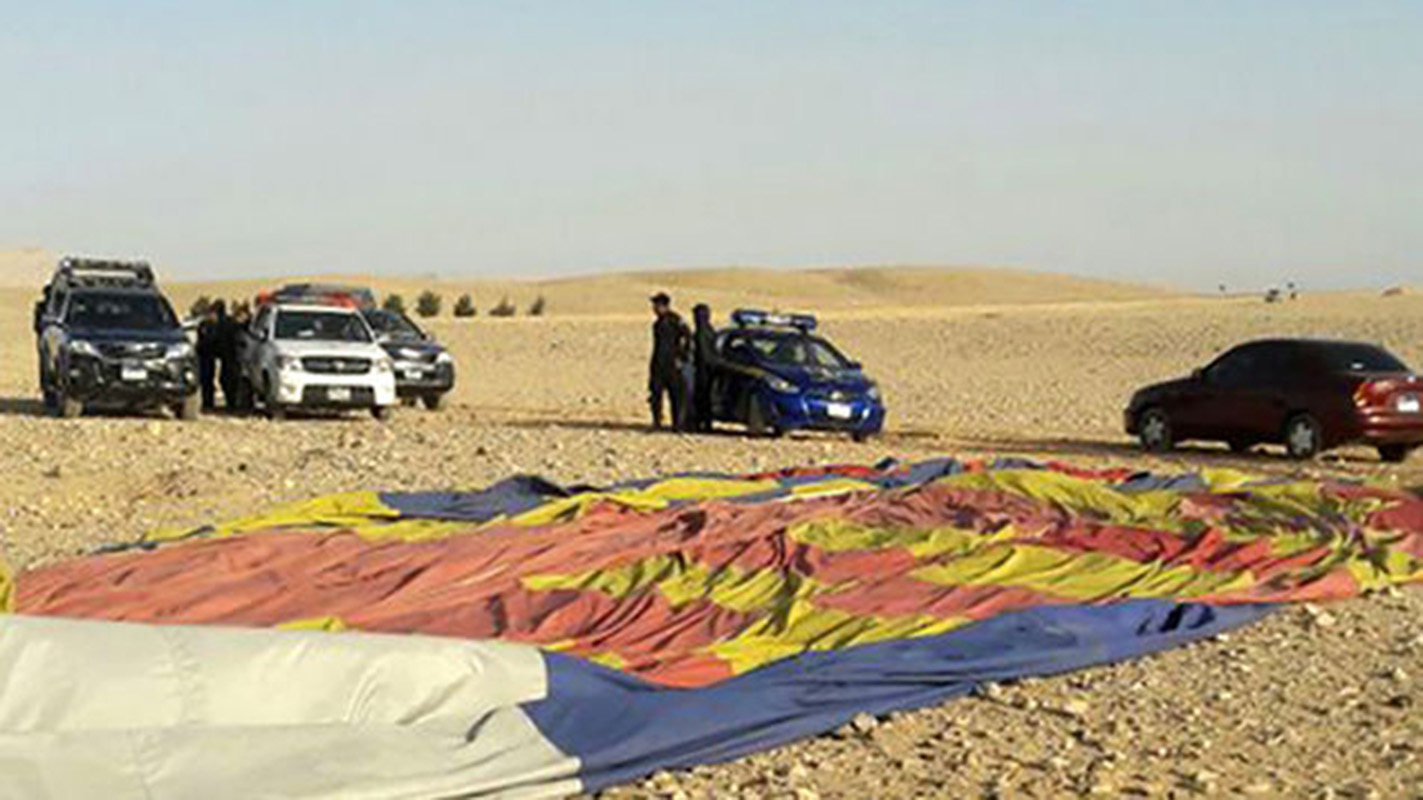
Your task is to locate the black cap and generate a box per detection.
[650,292,671,305]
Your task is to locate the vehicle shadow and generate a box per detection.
[948,433,1392,468]
[0,396,47,417]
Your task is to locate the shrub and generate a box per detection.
[489,297,517,318]
[383,294,406,315]
[528,295,546,317]
[453,294,476,317]
[416,290,442,318]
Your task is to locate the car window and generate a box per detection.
[1314,343,1409,373]
[65,292,178,331]
[274,310,372,343]
[1206,346,1262,385]
[362,309,423,341]
[1253,342,1306,382]
[747,334,850,369]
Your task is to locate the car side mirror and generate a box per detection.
[182,318,200,333]
[1192,367,1206,382]
[847,361,862,371]
[423,331,435,342]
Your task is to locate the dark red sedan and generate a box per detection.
[1125,339,1423,462]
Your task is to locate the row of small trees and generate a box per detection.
[383,291,545,319]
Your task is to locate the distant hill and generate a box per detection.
[0,248,53,288]
[0,249,1174,315]
[156,265,1174,318]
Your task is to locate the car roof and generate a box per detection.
[69,285,164,297]
[1231,337,1386,350]
[272,303,363,315]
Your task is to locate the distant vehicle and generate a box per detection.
[236,300,396,420]
[361,308,456,410]
[1125,339,1422,462]
[34,257,200,419]
[712,309,885,441]
[260,283,377,310]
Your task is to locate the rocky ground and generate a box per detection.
[1,288,1420,798]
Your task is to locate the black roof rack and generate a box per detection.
[52,257,156,289]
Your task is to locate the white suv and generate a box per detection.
[238,303,397,420]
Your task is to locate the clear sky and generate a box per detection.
[2,1,1420,289]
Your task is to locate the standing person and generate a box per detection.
[647,292,690,431]
[690,303,723,432]
[196,300,226,411]
[216,299,243,408]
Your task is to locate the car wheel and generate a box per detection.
[175,393,201,421]
[851,430,873,443]
[233,375,254,413]
[39,363,57,409]
[372,405,393,421]
[57,388,83,419]
[421,393,445,411]
[1378,444,1414,464]
[746,396,777,438]
[1283,413,1322,460]
[263,375,287,421]
[1138,408,1173,452]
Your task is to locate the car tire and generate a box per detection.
[263,375,287,421]
[233,375,254,413]
[421,393,445,411]
[1283,413,1323,460]
[57,389,83,419]
[372,405,393,422]
[39,363,57,410]
[1378,444,1414,464]
[175,393,201,421]
[851,430,873,443]
[1137,407,1173,453]
[746,396,777,438]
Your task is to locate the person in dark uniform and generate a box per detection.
[216,299,242,408]
[648,292,690,430]
[689,303,724,433]
[196,300,226,411]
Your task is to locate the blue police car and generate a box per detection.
[712,309,885,440]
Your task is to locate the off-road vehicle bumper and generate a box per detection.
[64,354,198,406]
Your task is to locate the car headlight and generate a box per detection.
[166,342,194,360]
[435,351,454,365]
[278,355,303,372]
[374,357,393,373]
[68,340,101,358]
[766,375,797,394]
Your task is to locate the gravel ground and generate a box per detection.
[1,288,1420,798]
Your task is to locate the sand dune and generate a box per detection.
[0,248,53,288]
[0,249,1171,316]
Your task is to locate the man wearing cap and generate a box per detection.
[648,292,691,430]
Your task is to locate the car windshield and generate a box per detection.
[274,310,372,343]
[1319,343,1410,373]
[746,334,851,369]
[66,291,178,331]
[362,309,423,341]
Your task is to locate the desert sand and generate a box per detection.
[0,255,1419,798]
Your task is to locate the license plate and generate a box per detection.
[1399,394,1421,413]
[402,369,426,381]
[826,402,854,420]
[327,387,352,402]
[120,364,147,382]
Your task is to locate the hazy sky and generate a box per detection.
[2,1,1420,289]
